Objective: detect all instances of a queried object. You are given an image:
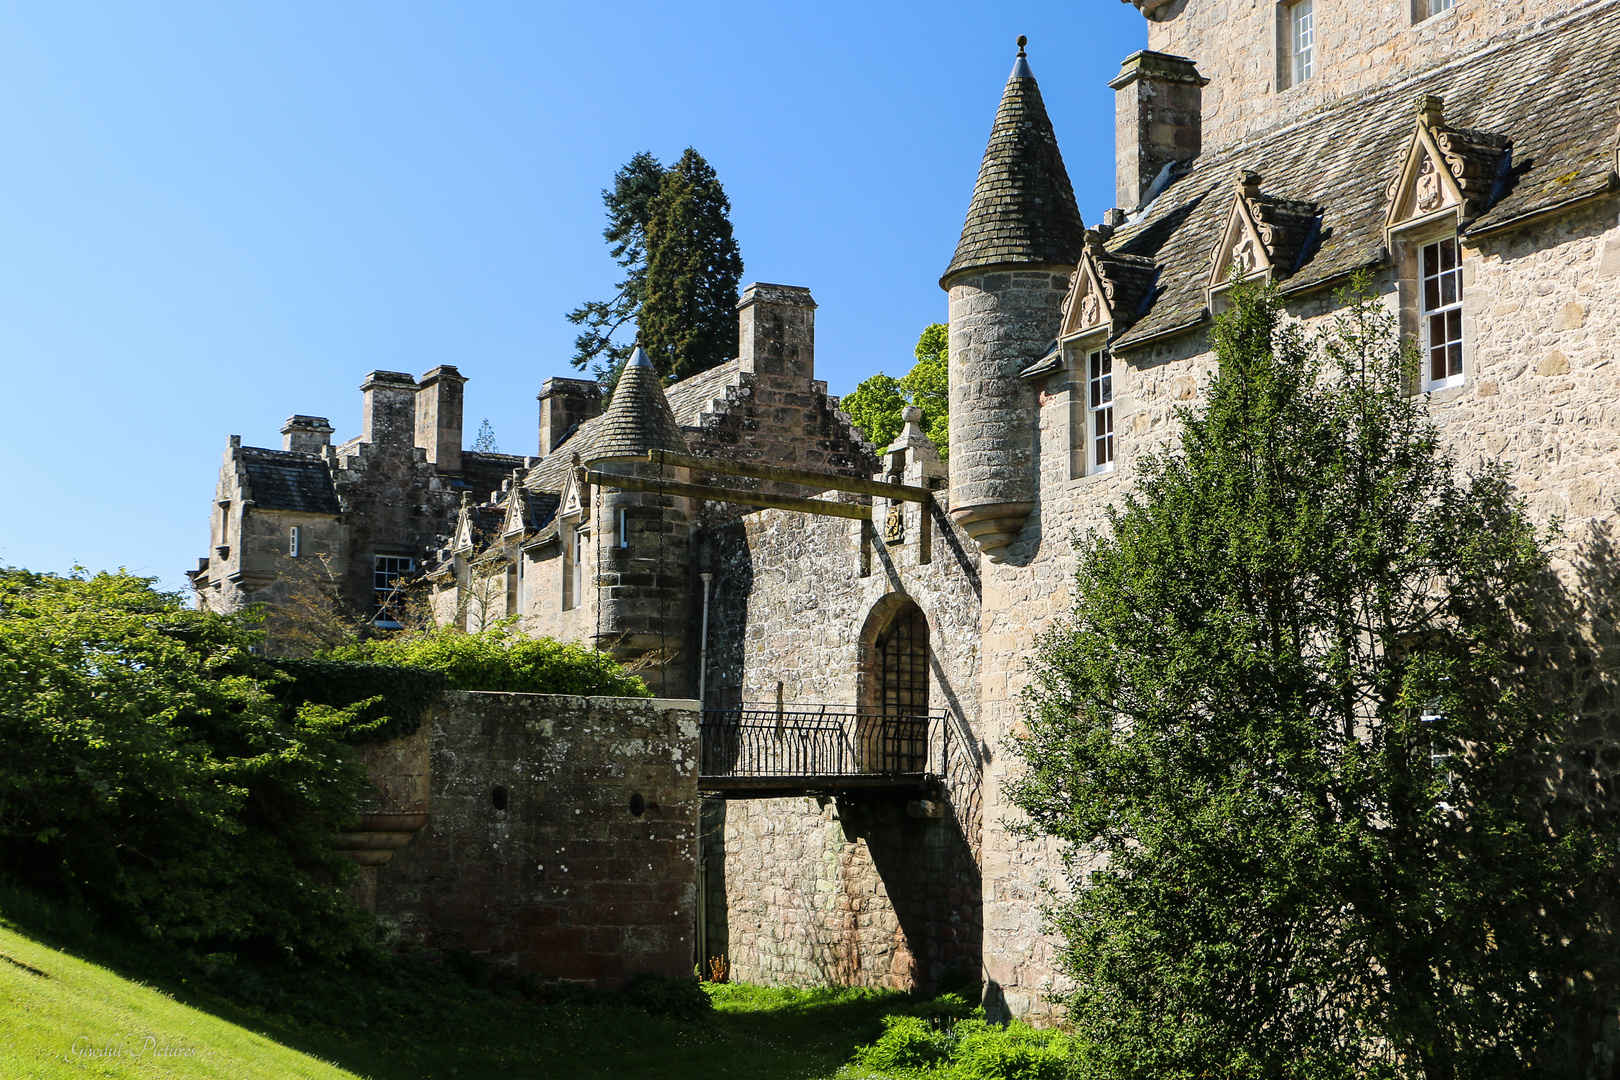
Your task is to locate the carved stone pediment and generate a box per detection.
[1385,95,1511,234]
[559,453,590,524]
[1059,226,1158,340]
[1208,170,1320,293]
[452,493,476,552]
[501,471,529,536]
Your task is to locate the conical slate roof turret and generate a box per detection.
[582,347,689,464]
[943,37,1084,285]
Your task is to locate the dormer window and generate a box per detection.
[1421,237,1464,390]
[1289,0,1315,86]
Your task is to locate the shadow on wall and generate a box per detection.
[697,517,755,712]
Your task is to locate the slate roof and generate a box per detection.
[583,349,690,464]
[943,48,1086,283]
[460,450,530,501]
[665,360,744,426]
[239,447,340,514]
[1107,0,1620,351]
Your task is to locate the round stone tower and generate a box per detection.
[582,348,694,697]
[941,39,1084,558]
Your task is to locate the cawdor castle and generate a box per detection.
[189,0,1620,1026]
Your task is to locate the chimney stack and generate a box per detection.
[1108,51,1208,210]
[281,415,334,454]
[737,283,815,380]
[536,377,603,456]
[415,365,467,472]
[360,371,418,447]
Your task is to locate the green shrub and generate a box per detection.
[327,623,652,698]
[265,657,446,743]
[620,973,713,1021]
[855,1013,956,1071]
[950,1020,1073,1080]
[0,567,378,961]
[848,1003,1078,1080]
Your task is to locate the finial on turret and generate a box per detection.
[1010,35,1033,78]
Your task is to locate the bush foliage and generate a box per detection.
[0,567,379,960]
[1010,280,1617,1078]
[852,1002,1075,1080]
[266,657,446,744]
[328,623,653,698]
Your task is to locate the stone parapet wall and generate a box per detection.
[371,691,700,987]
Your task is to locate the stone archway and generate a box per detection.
[857,594,930,773]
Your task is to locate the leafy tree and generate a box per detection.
[566,151,667,381]
[842,323,950,456]
[0,568,379,960]
[638,148,744,383]
[841,372,907,451]
[471,418,499,454]
[327,622,652,698]
[1009,281,1614,1079]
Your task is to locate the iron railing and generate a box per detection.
[699,703,946,780]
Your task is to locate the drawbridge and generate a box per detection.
[698,703,947,800]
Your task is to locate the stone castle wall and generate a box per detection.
[371,691,700,987]
[1149,0,1573,155]
[698,497,984,992]
[975,194,1620,1019]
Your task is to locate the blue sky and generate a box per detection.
[0,2,1146,589]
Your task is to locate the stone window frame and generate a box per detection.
[288,525,300,558]
[561,519,585,612]
[1412,0,1456,24]
[1276,0,1316,92]
[1391,211,1472,399]
[1087,347,1117,476]
[373,554,415,627]
[1061,329,1117,482]
[1419,236,1465,391]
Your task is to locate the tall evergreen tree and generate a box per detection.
[1010,280,1616,1079]
[565,152,666,380]
[638,148,744,382]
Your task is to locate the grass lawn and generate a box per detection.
[0,901,919,1080]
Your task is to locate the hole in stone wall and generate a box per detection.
[492,785,509,811]
[629,792,646,817]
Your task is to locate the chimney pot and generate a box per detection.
[281,415,334,454]
[736,283,816,379]
[536,377,603,456]
[360,371,418,447]
[415,365,467,473]
[1108,50,1209,211]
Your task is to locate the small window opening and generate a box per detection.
[373,555,415,626]
[1421,237,1463,390]
[1290,0,1315,85]
[1426,0,1454,16]
[629,792,646,817]
[618,507,629,549]
[1088,349,1115,475]
[289,526,300,558]
[492,785,509,811]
